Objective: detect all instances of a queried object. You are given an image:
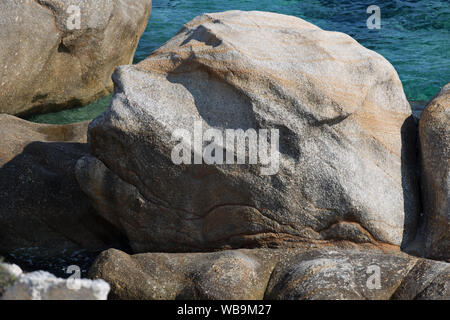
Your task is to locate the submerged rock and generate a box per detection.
[89,247,449,300]
[1,263,109,300]
[0,115,126,257]
[76,11,420,253]
[419,83,450,261]
[0,0,152,116]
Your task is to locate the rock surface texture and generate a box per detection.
[0,115,125,257]
[0,0,152,116]
[89,247,450,300]
[1,263,109,300]
[76,11,420,253]
[419,83,450,261]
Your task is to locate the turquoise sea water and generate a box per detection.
[28,0,450,124]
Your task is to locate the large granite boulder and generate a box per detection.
[0,115,125,257]
[419,83,450,261]
[0,0,152,116]
[76,11,420,253]
[89,247,450,300]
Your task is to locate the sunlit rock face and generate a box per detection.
[76,11,420,253]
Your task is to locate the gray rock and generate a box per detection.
[392,259,450,300]
[0,115,125,257]
[1,263,110,300]
[89,247,450,300]
[419,83,450,261]
[77,11,420,253]
[0,0,152,116]
[89,248,276,300]
[265,249,416,300]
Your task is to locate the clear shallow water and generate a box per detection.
[27,94,113,125]
[28,0,449,124]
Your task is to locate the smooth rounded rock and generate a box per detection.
[0,0,152,116]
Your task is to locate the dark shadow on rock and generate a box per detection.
[180,25,223,48]
[166,62,257,130]
[400,115,424,255]
[0,141,130,267]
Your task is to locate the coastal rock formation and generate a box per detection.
[89,247,450,300]
[419,83,450,261]
[0,115,125,257]
[1,263,109,300]
[76,11,420,253]
[0,0,152,116]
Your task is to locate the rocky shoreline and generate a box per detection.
[0,7,448,300]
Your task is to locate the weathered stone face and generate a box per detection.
[419,83,450,261]
[391,259,450,300]
[88,247,450,300]
[76,11,420,253]
[0,115,126,257]
[0,0,152,116]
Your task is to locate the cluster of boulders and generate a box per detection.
[88,246,449,300]
[0,9,448,300]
